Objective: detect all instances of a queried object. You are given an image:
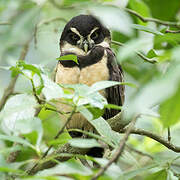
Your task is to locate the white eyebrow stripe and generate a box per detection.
[70,27,81,37]
[90,27,99,36]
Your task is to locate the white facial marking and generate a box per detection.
[61,41,86,56]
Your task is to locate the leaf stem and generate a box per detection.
[112,40,157,64]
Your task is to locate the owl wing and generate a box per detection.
[103,48,125,120]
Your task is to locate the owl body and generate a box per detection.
[55,15,124,133]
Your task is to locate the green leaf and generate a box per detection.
[117,38,150,62]
[144,169,167,180]
[87,107,104,119]
[159,84,180,127]
[123,164,158,179]
[104,104,122,110]
[132,24,164,35]
[14,117,43,149]
[16,61,44,94]
[38,159,92,176]
[63,84,108,109]
[69,138,101,148]
[95,158,123,179]
[154,33,180,49]
[144,0,180,21]
[0,134,35,150]
[0,94,38,135]
[42,74,64,101]
[90,117,122,146]
[88,81,136,94]
[147,49,158,58]
[129,0,150,17]
[90,6,133,36]
[56,54,78,65]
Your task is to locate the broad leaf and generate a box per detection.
[132,24,164,36]
[37,159,92,176]
[42,74,64,101]
[0,94,37,136]
[0,134,35,150]
[159,84,180,127]
[69,138,101,148]
[88,80,136,94]
[144,169,167,180]
[90,5,133,36]
[56,54,78,65]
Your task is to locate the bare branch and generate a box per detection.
[0,22,11,25]
[92,115,138,180]
[165,29,180,33]
[111,40,157,64]
[0,40,31,111]
[125,8,180,28]
[119,127,180,153]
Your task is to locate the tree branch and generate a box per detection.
[165,29,180,33]
[125,8,180,28]
[92,115,138,180]
[27,110,180,175]
[0,40,31,111]
[0,22,11,25]
[111,40,157,64]
[119,127,180,153]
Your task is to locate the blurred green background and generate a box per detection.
[0,0,180,179]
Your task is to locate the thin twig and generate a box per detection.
[111,40,157,64]
[126,144,153,159]
[0,40,31,111]
[0,22,11,25]
[48,0,76,10]
[165,29,180,33]
[34,17,67,48]
[44,106,69,115]
[30,79,42,104]
[168,127,171,142]
[125,8,180,28]
[38,17,67,26]
[28,106,76,175]
[118,127,180,153]
[92,115,138,180]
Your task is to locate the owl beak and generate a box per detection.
[83,42,89,53]
[82,39,94,53]
[82,40,89,53]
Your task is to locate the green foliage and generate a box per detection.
[0,0,180,179]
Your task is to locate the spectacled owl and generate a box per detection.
[55,15,124,136]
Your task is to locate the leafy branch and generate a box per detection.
[28,106,77,175]
[28,112,180,175]
[0,39,31,111]
[125,8,180,28]
[111,40,157,64]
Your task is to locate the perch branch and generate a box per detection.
[28,111,180,175]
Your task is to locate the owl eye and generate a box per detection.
[69,33,80,41]
[91,30,99,40]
